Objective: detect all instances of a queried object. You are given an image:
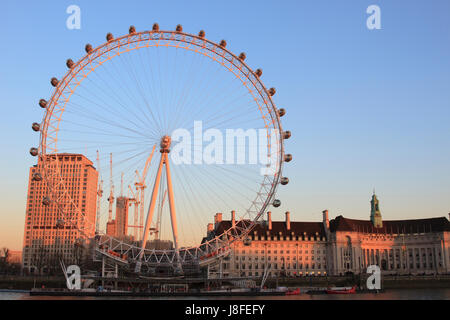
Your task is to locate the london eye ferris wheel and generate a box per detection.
[29,24,292,274]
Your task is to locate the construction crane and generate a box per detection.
[120,172,124,197]
[128,185,140,240]
[107,153,114,222]
[95,150,103,233]
[134,144,156,241]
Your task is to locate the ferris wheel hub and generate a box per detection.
[160,135,171,153]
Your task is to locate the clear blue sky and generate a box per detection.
[1,0,450,249]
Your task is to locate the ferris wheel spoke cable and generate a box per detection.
[198,89,256,127]
[173,164,230,220]
[63,104,158,140]
[173,48,215,131]
[83,71,144,122]
[167,47,187,132]
[57,129,158,146]
[209,164,261,193]
[137,48,168,134]
[180,111,259,137]
[55,140,153,155]
[93,153,153,193]
[65,93,155,139]
[172,164,214,232]
[102,152,153,175]
[205,162,262,184]
[126,48,167,134]
[97,57,158,131]
[200,95,255,125]
[185,163,249,214]
[158,51,172,135]
[59,128,155,141]
[188,67,249,119]
[156,45,169,132]
[171,164,216,223]
[175,65,225,131]
[86,70,159,137]
[167,46,195,126]
[171,45,248,132]
[88,68,140,116]
[169,49,206,132]
[117,52,164,136]
[166,47,181,132]
[171,167,219,247]
[197,110,261,134]
[197,164,257,209]
[168,59,225,133]
[169,49,210,132]
[209,118,265,134]
[73,78,153,133]
[91,145,156,169]
[176,81,252,133]
[110,150,154,179]
[172,71,241,133]
[56,138,153,146]
[106,53,162,135]
[137,48,170,135]
[142,47,166,134]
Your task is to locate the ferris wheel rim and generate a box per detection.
[36,26,286,264]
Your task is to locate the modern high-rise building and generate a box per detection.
[22,153,98,273]
[115,196,129,238]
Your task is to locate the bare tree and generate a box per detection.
[73,240,84,266]
[32,245,48,275]
[1,248,10,260]
[0,248,10,273]
[47,250,62,275]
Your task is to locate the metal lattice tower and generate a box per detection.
[95,150,103,233]
[107,153,114,222]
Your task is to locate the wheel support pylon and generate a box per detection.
[135,136,182,274]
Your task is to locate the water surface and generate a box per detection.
[1,288,449,300]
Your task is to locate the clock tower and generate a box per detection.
[370,191,383,228]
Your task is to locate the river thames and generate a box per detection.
[1,288,449,300]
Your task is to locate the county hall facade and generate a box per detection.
[204,193,450,277]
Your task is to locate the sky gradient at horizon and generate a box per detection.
[1,0,450,250]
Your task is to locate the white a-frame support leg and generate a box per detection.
[164,153,182,273]
[135,154,164,272]
[135,149,181,273]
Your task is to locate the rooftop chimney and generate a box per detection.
[231,210,236,228]
[214,212,222,229]
[207,223,214,236]
[285,211,291,230]
[323,209,329,230]
[267,211,272,230]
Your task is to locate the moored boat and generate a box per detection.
[325,285,356,294]
[285,288,301,295]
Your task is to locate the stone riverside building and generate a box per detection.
[204,193,450,277]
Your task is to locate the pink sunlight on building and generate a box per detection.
[22,154,98,274]
[105,196,130,239]
[204,194,450,278]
